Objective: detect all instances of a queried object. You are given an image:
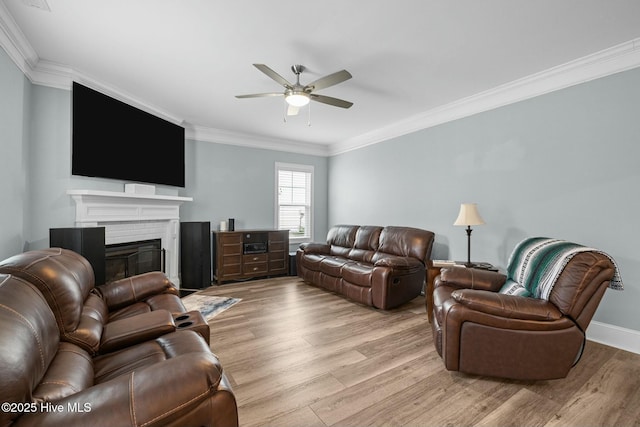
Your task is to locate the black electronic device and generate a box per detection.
[243,242,267,254]
[50,227,106,285]
[71,81,185,187]
[180,222,212,289]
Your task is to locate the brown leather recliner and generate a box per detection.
[297,225,434,309]
[0,273,238,427]
[0,248,208,354]
[431,238,620,380]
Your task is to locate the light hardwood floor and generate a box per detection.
[197,276,640,427]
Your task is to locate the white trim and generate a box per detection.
[329,38,640,155]
[587,321,640,355]
[2,3,640,157]
[275,162,314,243]
[186,125,330,156]
[0,0,38,76]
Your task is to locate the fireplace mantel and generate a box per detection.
[67,189,193,286]
[67,189,192,224]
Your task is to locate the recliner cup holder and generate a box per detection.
[175,314,190,321]
[178,321,194,328]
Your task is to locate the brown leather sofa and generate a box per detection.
[297,225,434,309]
[431,244,618,380]
[0,249,238,426]
[0,248,209,354]
[0,272,238,427]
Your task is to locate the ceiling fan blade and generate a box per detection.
[253,64,293,88]
[287,105,300,116]
[310,94,353,109]
[305,70,352,91]
[235,93,283,99]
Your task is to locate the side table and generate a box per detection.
[425,261,497,323]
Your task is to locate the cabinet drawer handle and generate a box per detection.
[253,267,258,271]
[253,257,259,261]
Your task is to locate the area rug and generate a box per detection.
[181,293,241,321]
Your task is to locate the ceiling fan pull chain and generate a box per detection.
[308,101,312,127]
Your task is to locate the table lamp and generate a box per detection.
[453,203,485,267]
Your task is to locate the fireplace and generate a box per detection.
[67,189,193,287]
[105,239,164,283]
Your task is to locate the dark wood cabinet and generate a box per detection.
[212,230,289,284]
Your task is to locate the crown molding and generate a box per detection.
[3,2,639,158]
[185,125,330,156]
[329,38,640,156]
[0,0,38,75]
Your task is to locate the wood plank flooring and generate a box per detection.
[196,276,640,427]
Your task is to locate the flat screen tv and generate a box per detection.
[72,81,185,187]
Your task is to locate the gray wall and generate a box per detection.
[0,48,29,260]
[329,67,640,331]
[181,139,328,249]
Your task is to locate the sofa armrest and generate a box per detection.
[452,289,563,321]
[100,309,176,353]
[14,353,228,427]
[298,242,330,254]
[437,267,506,292]
[95,271,178,311]
[374,256,423,271]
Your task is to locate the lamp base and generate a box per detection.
[460,261,497,271]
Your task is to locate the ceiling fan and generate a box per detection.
[236,64,353,116]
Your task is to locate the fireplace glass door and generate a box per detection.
[105,239,164,283]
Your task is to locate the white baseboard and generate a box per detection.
[586,321,640,354]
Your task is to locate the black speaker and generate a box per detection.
[180,222,212,289]
[50,227,106,285]
[289,252,297,276]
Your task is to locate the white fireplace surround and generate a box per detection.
[67,189,193,287]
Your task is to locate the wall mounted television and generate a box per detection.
[72,81,185,187]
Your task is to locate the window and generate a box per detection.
[275,162,313,242]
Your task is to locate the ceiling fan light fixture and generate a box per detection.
[285,91,310,107]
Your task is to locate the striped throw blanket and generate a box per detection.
[506,237,624,300]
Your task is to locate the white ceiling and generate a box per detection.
[3,0,640,155]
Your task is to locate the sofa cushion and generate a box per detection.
[0,248,95,336]
[342,262,374,287]
[378,226,434,263]
[92,330,211,384]
[328,225,358,257]
[354,226,383,250]
[299,253,326,272]
[348,248,376,263]
[32,342,93,402]
[327,225,358,247]
[319,256,351,277]
[108,293,186,321]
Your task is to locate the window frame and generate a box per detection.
[275,162,314,244]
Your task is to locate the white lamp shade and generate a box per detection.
[285,92,310,107]
[453,203,485,226]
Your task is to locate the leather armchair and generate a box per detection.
[430,241,619,380]
[0,273,237,427]
[0,248,206,354]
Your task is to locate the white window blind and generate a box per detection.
[276,163,313,241]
